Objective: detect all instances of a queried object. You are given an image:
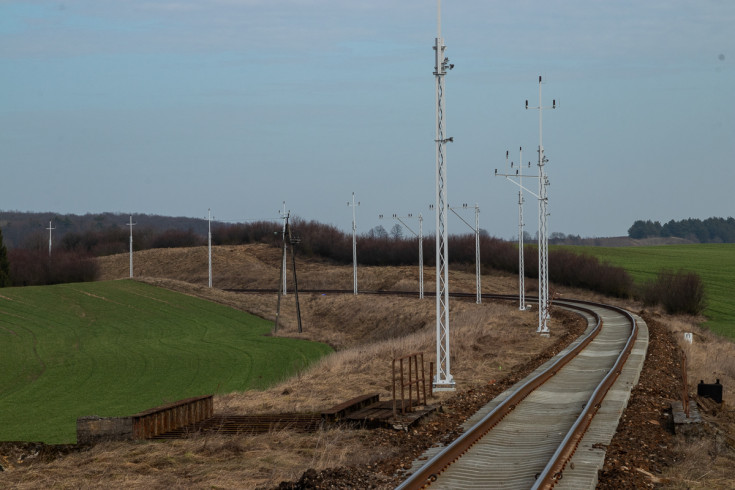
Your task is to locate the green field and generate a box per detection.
[561,243,735,337]
[0,280,332,444]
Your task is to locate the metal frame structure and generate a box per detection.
[495,148,537,311]
[384,213,424,299]
[526,76,556,334]
[433,0,455,391]
[449,203,481,304]
[127,215,136,278]
[347,192,360,295]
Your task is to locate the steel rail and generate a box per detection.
[226,287,638,488]
[394,299,615,490]
[531,302,638,489]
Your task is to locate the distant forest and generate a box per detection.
[628,217,735,243]
[0,211,211,250]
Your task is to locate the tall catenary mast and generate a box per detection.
[526,76,556,334]
[433,0,455,390]
[495,148,538,311]
[348,192,360,295]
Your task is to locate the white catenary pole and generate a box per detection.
[434,0,455,391]
[517,148,527,310]
[495,148,537,311]
[348,192,360,295]
[390,213,425,299]
[46,220,55,257]
[127,215,136,278]
[449,204,482,304]
[526,76,556,335]
[418,213,424,299]
[280,201,288,295]
[208,209,213,288]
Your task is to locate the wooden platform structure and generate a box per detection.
[344,399,437,430]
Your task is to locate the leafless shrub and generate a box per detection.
[640,269,706,315]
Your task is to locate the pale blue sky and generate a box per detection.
[1,1,733,238]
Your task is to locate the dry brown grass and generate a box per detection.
[1,429,380,489]
[664,315,735,407]
[660,437,735,489]
[1,244,571,488]
[5,243,735,489]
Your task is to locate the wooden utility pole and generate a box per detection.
[274,213,302,333]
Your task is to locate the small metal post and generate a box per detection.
[392,358,397,417]
[400,357,406,414]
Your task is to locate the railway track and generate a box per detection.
[397,299,647,489]
[227,288,648,488]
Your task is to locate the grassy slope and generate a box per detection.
[561,243,735,337]
[0,280,332,444]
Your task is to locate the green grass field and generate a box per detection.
[0,280,332,444]
[561,244,735,337]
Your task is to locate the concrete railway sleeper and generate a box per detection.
[227,288,644,489]
[393,298,641,490]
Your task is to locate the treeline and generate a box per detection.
[0,217,707,315]
[0,211,209,249]
[628,217,735,243]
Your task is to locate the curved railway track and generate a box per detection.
[227,288,648,489]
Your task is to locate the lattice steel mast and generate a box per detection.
[433,0,455,390]
[526,76,556,334]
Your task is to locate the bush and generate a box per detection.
[0,228,10,287]
[548,249,633,298]
[640,269,707,315]
[8,249,98,286]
